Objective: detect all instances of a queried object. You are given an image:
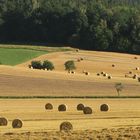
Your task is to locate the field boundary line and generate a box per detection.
[0,96,140,99]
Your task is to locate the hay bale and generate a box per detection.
[112,64,115,67]
[28,65,32,69]
[71,71,75,74]
[129,71,132,74]
[60,121,73,132]
[100,104,109,112]
[97,73,100,76]
[76,49,79,52]
[134,57,138,59]
[12,119,23,128]
[80,58,84,61]
[103,73,108,77]
[0,117,8,126]
[83,107,92,114]
[101,71,105,75]
[85,72,90,75]
[45,103,53,110]
[133,74,137,79]
[58,104,67,112]
[108,76,112,79]
[138,77,140,82]
[68,71,71,74]
[136,67,139,70]
[77,103,84,111]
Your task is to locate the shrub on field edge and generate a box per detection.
[31,61,42,69]
[43,60,54,70]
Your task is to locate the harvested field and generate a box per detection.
[1,127,140,140]
[0,48,140,139]
[0,65,140,96]
[0,99,140,139]
[0,73,140,96]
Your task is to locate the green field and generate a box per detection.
[0,48,47,65]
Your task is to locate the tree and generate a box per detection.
[115,83,124,96]
[43,60,54,70]
[64,60,76,72]
[31,60,42,69]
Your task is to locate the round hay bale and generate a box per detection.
[0,117,8,126]
[103,73,108,77]
[100,104,109,112]
[58,104,67,112]
[97,73,100,76]
[108,76,112,79]
[101,71,105,75]
[138,77,140,82]
[77,103,84,111]
[28,65,32,69]
[45,103,53,110]
[85,72,90,75]
[71,71,75,74]
[129,71,132,74]
[133,74,137,79]
[60,121,73,132]
[80,58,84,61]
[134,57,138,59]
[112,64,115,67]
[68,71,71,74]
[83,107,92,114]
[136,67,139,70]
[76,49,79,52]
[12,119,23,128]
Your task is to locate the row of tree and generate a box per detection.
[0,0,139,54]
[31,60,76,72]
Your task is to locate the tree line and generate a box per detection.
[0,0,139,54]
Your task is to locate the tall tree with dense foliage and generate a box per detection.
[0,0,139,54]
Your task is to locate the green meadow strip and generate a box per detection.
[0,96,140,99]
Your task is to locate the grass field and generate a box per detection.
[0,48,47,65]
[0,45,73,65]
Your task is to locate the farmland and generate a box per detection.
[0,46,140,139]
[0,99,140,139]
[0,47,47,65]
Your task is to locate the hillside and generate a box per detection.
[0,49,139,97]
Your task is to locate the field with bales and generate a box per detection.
[0,99,140,139]
[0,45,140,139]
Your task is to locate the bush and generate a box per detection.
[64,60,76,72]
[43,60,54,70]
[31,61,42,69]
